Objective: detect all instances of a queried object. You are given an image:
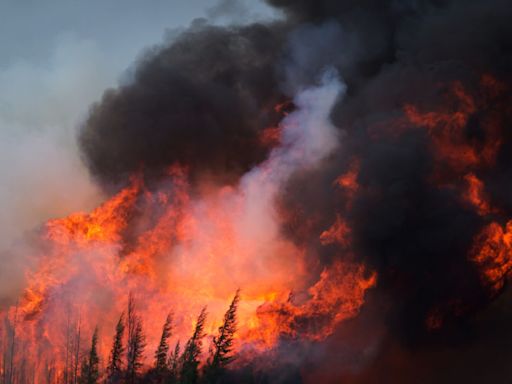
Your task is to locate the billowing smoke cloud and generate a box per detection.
[79,22,289,187]
[268,0,512,381]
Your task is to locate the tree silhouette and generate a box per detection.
[203,290,240,383]
[126,318,145,384]
[79,327,99,384]
[126,294,146,384]
[155,313,173,373]
[106,313,125,384]
[167,341,181,384]
[180,308,207,384]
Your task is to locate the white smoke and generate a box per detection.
[169,69,346,301]
[0,36,114,304]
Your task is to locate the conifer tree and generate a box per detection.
[79,358,89,384]
[127,293,135,338]
[79,327,99,384]
[125,293,146,384]
[155,313,173,373]
[203,291,239,383]
[73,314,82,384]
[106,314,125,384]
[126,292,136,382]
[180,308,207,384]
[126,318,146,384]
[167,341,181,384]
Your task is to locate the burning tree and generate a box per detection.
[203,290,240,383]
[167,341,181,384]
[153,313,173,380]
[126,294,146,384]
[106,313,125,384]
[179,308,207,384]
[78,327,99,384]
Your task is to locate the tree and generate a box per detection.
[155,313,173,373]
[167,341,181,384]
[106,313,125,384]
[203,290,240,383]
[7,301,18,384]
[126,318,145,384]
[126,294,146,384]
[180,308,207,384]
[73,313,82,384]
[79,327,100,384]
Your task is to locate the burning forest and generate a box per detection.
[1,0,512,383]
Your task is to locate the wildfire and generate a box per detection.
[0,77,376,382]
[2,64,509,381]
[1,169,375,380]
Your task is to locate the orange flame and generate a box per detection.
[320,215,351,247]
[471,220,512,293]
[463,173,493,216]
[403,81,501,172]
[1,164,375,379]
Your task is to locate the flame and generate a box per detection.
[20,177,142,319]
[1,78,376,380]
[320,215,351,247]
[401,75,511,324]
[335,160,359,195]
[471,221,512,293]
[463,173,493,216]
[244,261,376,351]
[45,176,141,246]
[0,169,375,379]
[403,80,502,173]
[5,72,509,378]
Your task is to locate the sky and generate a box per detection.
[0,0,279,252]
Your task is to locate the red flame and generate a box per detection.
[401,74,512,321]
[471,221,512,293]
[1,162,375,379]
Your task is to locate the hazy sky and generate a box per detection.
[0,0,279,251]
[0,0,278,67]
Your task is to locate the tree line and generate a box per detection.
[0,291,239,384]
[80,290,240,384]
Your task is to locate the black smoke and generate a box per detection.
[79,21,288,186]
[78,0,512,382]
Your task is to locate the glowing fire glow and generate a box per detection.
[0,75,376,381]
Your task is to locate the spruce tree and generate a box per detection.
[79,358,88,384]
[167,341,181,384]
[203,291,240,383]
[126,317,146,384]
[180,308,207,384]
[106,314,125,384]
[155,313,173,373]
[79,327,100,384]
